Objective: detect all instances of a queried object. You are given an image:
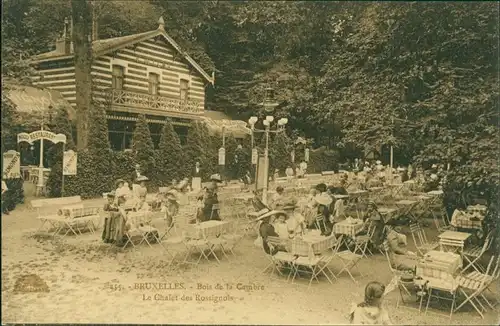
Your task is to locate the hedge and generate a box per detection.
[3,178,24,210]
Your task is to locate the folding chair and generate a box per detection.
[455,255,498,318]
[335,245,364,283]
[181,228,213,266]
[289,238,337,288]
[424,275,459,319]
[261,236,296,279]
[381,241,420,309]
[462,229,494,273]
[221,220,244,255]
[409,223,439,256]
[439,238,465,255]
[68,207,100,235]
[122,211,158,249]
[210,203,221,220]
[353,220,376,258]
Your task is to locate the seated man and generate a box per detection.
[386,226,418,272]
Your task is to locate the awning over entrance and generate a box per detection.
[5,83,76,121]
[202,110,251,138]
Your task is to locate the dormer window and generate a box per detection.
[180,79,189,102]
[112,65,124,89]
[149,72,159,95]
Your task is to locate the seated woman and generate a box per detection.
[350,281,392,325]
[197,174,222,222]
[134,194,151,212]
[360,201,386,248]
[270,186,285,210]
[162,191,180,229]
[273,212,290,239]
[257,210,286,255]
[385,226,418,272]
[283,200,306,238]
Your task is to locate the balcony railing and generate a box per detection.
[108,89,204,114]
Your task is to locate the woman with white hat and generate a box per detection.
[256,209,286,255]
[197,174,222,222]
[162,190,180,231]
[314,183,333,236]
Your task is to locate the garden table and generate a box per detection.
[394,199,419,221]
[367,186,385,202]
[438,230,471,255]
[377,207,400,222]
[299,233,338,255]
[193,220,230,238]
[450,209,484,231]
[333,219,364,250]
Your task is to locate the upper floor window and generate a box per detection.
[180,79,189,102]
[149,73,160,95]
[112,65,124,89]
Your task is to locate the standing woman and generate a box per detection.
[162,190,180,229]
[197,174,222,222]
[102,191,119,243]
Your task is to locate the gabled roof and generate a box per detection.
[31,21,214,85]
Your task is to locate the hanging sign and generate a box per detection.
[17,131,67,144]
[304,148,310,162]
[251,148,258,165]
[218,147,226,165]
[63,150,77,176]
[2,150,21,179]
[291,150,295,163]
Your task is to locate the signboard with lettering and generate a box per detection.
[2,150,21,179]
[218,147,226,165]
[255,155,268,191]
[63,150,77,176]
[17,131,67,145]
[305,148,310,162]
[251,148,258,165]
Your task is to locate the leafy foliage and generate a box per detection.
[269,132,291,176]
[184,121,209,178]
[156,120,185,183]
[132,114,156,179]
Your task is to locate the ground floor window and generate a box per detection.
[107,119,187,151]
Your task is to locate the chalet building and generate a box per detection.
[30,17,249,150]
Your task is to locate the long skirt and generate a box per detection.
[102,212,126,244]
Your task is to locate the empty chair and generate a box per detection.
[409,223,438,256]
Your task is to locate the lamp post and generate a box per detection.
[248,116,288,205]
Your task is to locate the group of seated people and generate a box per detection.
[257,182,418,273]
[101,177,181,246]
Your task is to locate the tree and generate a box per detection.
[46,105,76,197]
[184,121,209,179]
[132,114,155,179]
[269,132,291,176]
[156,119,184,184]
[71,0,93,149]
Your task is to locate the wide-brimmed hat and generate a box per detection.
[256,209,286,221]
[376,160,382,165]
[115,179,125,187]
[210,174,222,182]
[106,191,116,198]
[283,199,299,211]
[166,190,179,202]
[137,175,149,182]
[430,174,438,180]
[315,193,333,206]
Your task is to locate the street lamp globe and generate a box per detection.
[266,116,274,122]
[248,116,258,126]
[263,120,270,127]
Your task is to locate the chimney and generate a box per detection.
[55,17,71,54]
[91,1,98,41]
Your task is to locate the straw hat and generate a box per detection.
[376,160,382,165]
[255,208,286,221]
[106,191,116,198]
[315,193,333,206]
[137,175,149,182]
[115,179,125,187]
[210,174,222,182]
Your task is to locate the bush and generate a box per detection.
[269,132,292,176]
[132,114,156,179]
[184,121,211,180]
[4,178,24,210]
[156,119,185,183]
[308,147,340,173]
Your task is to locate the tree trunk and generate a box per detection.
[71,0,93,150]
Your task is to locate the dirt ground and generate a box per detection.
[1,188,498,324]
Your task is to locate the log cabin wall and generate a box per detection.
[32,37,207,117]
